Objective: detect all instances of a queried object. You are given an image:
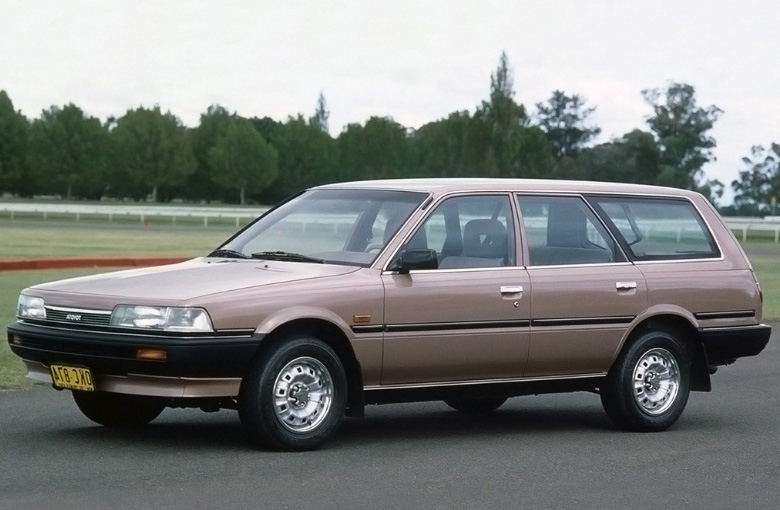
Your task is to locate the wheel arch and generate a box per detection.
[621,313,711,392]
[249,318,365,417]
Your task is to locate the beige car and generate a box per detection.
[8,179,771,450]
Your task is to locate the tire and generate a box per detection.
[444,397,507,413]
[72,391,165,427]
[238,335,347,451]
[601,329,691,432]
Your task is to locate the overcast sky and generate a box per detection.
[2,1,778,203]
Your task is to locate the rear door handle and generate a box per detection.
[616,281,637,291]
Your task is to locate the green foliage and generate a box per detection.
[0,91,30,196]
[110,106,196,201]
[562,82,725,202]
[574,130,661,183]
[482,51,528,128]
[208,118,279,204]
[249,116,282,141]
[1,54,760,209]
[188,104,236,201]
[266,115,337,201]
[642,82,723,194]
[475,52,554,178]
[535,91,601,159]
[310,92,330,133]
[730,145,780,216]
[337,116,411,182]
[413,111,488,178]
[28,104,109,199]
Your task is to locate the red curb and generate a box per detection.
[0,257,188,271]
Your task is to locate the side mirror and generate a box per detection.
[392,249,438,273]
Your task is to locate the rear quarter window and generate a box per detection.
[588,196,720,261]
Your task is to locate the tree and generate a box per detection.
[208,118,278,204]
[0,91,30,195]
[111,106,195,201]
[412,111,489,178]
[264,114,337,202]
[731,145,780,215]
[482,51,528,128]
[642,82,723,192]
[575,130,661,184]
[337,116,411,182]
[535,91,601,159]
[310,92,329,133]
[475,52,554,178]
[249,116,281,141]
[188,104,236,201]
[28,103,109,199]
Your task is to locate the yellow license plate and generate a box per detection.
[49,364,95,392]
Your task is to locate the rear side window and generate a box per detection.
[517,196,618,266]
[588,196,720,261]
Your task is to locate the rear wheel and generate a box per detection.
[601,329,691,432]
[72,391,165,427]
[444,397,507,413]
[239,335,347,451]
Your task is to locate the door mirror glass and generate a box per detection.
[393,249,439,272]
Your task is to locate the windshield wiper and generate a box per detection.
[208,249,250,259]
[251,251,325,264]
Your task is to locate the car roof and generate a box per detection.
[316,178,701,199]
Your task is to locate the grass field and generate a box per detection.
[1,221,778,389]
[751,257,780,321]
[0,220,236,260]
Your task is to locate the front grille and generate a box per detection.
[44,307,112,327]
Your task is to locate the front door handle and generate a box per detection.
[500,285,524,295]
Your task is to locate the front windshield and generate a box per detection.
[216,189,427,266]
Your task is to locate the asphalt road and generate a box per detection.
[1,327,778,510]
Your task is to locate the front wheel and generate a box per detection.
[601,329,691,432]
[72,391,165,427]
[238,335,347,451]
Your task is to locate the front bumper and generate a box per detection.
[7,320,264,397]
[699,323,771,366]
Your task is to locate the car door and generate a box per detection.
[517,195,647,377]
[380,194,531,385]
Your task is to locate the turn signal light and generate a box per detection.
[136,348,167,362]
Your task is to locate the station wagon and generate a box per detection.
[8,179,771,450]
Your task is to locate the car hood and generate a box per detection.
[30,258,360,304]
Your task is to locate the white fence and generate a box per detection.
[724,217,780,243]
[1,203,780,242]
[0,203,269,227]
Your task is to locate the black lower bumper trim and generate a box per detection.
[7,321,264,378]
[699,324,771,366]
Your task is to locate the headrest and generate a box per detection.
[462,219,507,259]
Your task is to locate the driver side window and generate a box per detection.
[405,195,515,269]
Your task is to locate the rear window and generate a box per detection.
[588,196,720,261]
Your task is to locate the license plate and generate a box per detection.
[49,364,95,392]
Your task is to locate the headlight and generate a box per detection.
[18,295,46,319]
[110,306,214,333]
